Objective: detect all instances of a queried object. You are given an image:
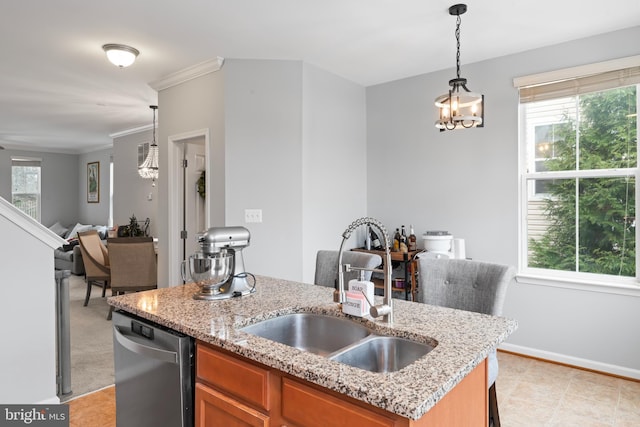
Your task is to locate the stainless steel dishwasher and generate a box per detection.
[112,310,194,427]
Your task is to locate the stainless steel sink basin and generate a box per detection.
[241,312,436,372]
[330,336,435,373]
[240,313,371,356]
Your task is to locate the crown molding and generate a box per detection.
[149,57,225,91]
[109,124,154,139]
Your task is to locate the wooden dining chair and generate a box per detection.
[77,230,110,306]
[106,237,158,320]
[416,257,515,427]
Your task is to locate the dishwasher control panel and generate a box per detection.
[131,320,154,340]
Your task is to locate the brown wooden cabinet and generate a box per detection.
[195,383,269,427]
[195,340,488,427]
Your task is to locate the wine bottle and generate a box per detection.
[400,225,408,253]
[365,226,371,250]
[369,227,383,250]
[408,225,417,251]
[393,228,401,252]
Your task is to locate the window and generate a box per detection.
[109,158,114,228]
[11,158,42,222]
[518,62,640,285]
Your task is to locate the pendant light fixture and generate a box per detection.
[435,4,484,132]
[102,44,139,68]
[138,105,159,186]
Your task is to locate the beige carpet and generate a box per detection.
[60,274,114,402]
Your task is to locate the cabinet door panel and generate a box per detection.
[196,382,269,427]
[197,344,270,410]
[281,378,396,427]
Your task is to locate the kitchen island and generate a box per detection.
[109,275,517,426]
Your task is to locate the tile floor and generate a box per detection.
[66,352,639,426]
[497,352,640,426]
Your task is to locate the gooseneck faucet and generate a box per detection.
[336,217,393,324]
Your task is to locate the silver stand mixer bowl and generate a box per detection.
[187,226,254,300]
[185,251,235,300]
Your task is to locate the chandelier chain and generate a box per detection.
[455,14,461,80]
[151,107,157,146]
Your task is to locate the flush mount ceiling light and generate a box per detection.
[102,43,139,68]
[435,4,484,132]
[138,105,159,186]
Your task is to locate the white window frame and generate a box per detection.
[11,157,42,222]
[515,56,640,296]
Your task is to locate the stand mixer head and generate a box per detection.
[191,226,254,300]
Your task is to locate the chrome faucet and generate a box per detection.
[336,217,393,324]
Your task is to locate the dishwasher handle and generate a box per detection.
[114,325,178,364]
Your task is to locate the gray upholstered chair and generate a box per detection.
[416,257,515,427]
[314,250,382,288]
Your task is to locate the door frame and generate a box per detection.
[167,128,210,286]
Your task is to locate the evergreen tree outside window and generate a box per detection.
[519,63,639,284]
[11,158,42,222]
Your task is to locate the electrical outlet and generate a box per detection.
[244,209,262,223]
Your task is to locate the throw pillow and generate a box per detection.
[49,222,69,238]
[66,223,92,240]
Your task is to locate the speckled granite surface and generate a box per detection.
[108,275,517,420]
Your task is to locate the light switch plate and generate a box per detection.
[245,209,262,223]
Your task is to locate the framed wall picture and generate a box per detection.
[87,161,100,203]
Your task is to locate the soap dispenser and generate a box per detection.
[348,270,375,312]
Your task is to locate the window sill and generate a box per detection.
[516,272,640,297]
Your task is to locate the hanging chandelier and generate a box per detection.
[435,4,484,132]
[138,105,159,186]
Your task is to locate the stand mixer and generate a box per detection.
[188,226,255,300]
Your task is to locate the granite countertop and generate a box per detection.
[108,275,517,420]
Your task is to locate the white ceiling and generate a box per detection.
[1,0,639,153]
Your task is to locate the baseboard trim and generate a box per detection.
[499,343,640,381]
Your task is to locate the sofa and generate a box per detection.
[50,222,108,275]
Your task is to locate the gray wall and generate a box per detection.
[224,59,304,280]
[112,129,158,236]
[78,148,112,226]
[367,26,640,376]
[301,62,368,282]
[157,69,226,286]
[156,59,368,285]
[0,149,79,227]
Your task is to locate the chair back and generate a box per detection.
[314,250,382,288]
[416,258,514,316]
[77,230,110,278]
[107,237,157,291]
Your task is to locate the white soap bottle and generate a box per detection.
[348,270,375,313]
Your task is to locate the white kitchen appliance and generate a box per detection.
[421,231,465,259]
[189,226,255,300]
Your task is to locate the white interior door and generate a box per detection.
[183,140,206,260]
[167,129,210,287]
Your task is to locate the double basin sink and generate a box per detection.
[241,312,437,373]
